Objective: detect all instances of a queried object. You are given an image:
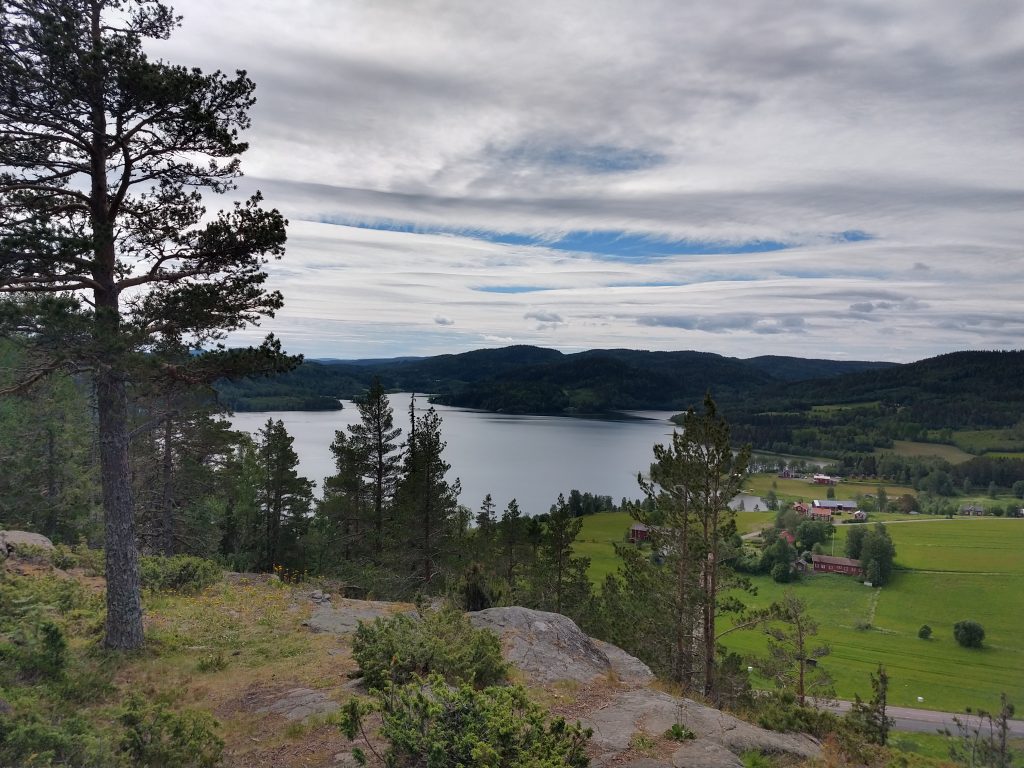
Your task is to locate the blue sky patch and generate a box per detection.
[473,285,554,294]
[318,218,873,264]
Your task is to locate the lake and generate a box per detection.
[229,393,678,516]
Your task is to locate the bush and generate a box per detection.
[0,619,68,682]
[352,605,507,690]
[339,676,591,767]
[0,709,112,768]
[770,563,793,583]
[753,691,843,738]
[953,620,985,649]
[119,696,224,768]
[918,624,932,640]
[140,555,221,594]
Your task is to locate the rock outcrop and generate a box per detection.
[468,606,654,685]
[0,530,55,557]
[467,606,819,767]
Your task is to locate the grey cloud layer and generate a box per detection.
[149,0,1024,360]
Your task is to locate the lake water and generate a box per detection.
[229,393,678,516]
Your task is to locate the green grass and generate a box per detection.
[744,473,916,504]
[811,401,881,413]
[574,510,774,582]
[877,440,974,464]
[952,428,1024,454]
[577,510,1024,713]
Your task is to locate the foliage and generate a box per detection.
[846,665,893,746]
[338,675,592,768]
[953,620,985,649]
[665,723,696,741]
[940,694,1017,768]
[119,696,224,768]
[770,562,793,583]
[351,605,507,690]
[750,691,843,738]
[0,0,296,650]
[757,592,833,706]
[140,555,221,594]
[633,393,752,700]
[918,624,932,639]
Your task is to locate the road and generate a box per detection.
[823,700,1024,737]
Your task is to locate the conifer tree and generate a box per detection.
[255,419,313,571]
[0,0,293,648]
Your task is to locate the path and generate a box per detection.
[823,701,1024,737]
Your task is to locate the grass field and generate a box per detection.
[952,428,1024,455]
[575,512,1024,712]
[744,473,916,503]
[877,440,974,464]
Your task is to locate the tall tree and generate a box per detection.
[346,378,402,559]
[757,592,833,706]
[636,394,751,699]
[0,0,293,648]
[255,419,313,571]
[395,404,461,586]
[528,494,591,616]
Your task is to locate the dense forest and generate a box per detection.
[214,344,895,413]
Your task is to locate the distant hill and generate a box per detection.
[215,345,896,414]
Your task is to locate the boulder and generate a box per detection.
[254,687,339,721]
[468,606,626,685]
[0,530,55,556]
[303,598,412,634]
[582,688,819,761]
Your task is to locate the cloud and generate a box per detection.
[524,310,566,331]
[434,316,455,326]
[144,1,1024,362]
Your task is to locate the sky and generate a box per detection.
[151,0,1024,363]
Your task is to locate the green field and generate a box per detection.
[951,428,1024,455]
[744,473,916,503]
[575,513,1024,712]
[877,440,974,464]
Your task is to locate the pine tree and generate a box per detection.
[528,494,591,616]
[346,378,402,559]
[0,0,294,648]
[395,405,461,586]
[498,498,527,590]
[255,419,313,571]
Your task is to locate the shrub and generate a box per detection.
[0,619,68,682]
[918,624,932,640]
[339,676,591,767]
[140,555,221,594]
[770,563,793,583]
[0,710,111,767]
[953,620,985,649]
[119,696,224,768]
[665,722,696,741]
[753,691,843,738]
[352,605,507,690]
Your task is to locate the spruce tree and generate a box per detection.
[255,419,313,571]
[0,0,293,648]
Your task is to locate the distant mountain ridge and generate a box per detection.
[214,345,898,414]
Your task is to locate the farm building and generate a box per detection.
[809,509,833,522]
[793,502,809,515]
[628,523,651,543]
[852,511,868,522]
[812,474,838,485]
[960,504,986,516]
[812,499,857,512]
[810,554,864,577]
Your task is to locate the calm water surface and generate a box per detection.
[229,393,677,516]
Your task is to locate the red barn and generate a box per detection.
[810,554,864,577]
[629,523,651,543]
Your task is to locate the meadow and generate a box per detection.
[574,510,1024,713]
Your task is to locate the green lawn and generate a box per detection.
[575,512,1024,712]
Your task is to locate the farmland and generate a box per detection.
[575,510,1024,712]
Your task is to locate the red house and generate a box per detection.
[779,530,796,545]
[810,554,864,577]
[629,523,651,543]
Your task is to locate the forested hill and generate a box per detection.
[214,345,894,413]
[769,350,1024,427]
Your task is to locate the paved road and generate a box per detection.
[823,700,1024,737]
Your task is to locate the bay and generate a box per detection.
[228,393,677,516]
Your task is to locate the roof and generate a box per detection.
[630,523,651,531]
[813,499,857,508]
[811,554,862,568]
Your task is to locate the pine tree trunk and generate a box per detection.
[160,413,175,556]
[97,367,144,650]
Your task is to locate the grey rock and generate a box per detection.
[0,530,55,555]
[621,760,672,768]
[672,739,744,768]
[468,606,616,684]
[582,688,818,760]
[333,753,362,767]
[593,638,655,684]
[255,687,339,721]
[303,598,409,634]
